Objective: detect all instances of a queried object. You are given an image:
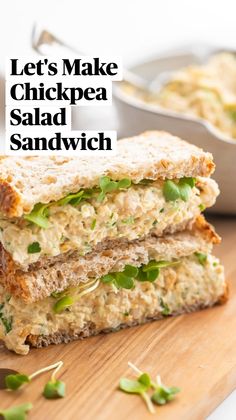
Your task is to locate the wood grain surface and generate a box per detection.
[0,216,235,420]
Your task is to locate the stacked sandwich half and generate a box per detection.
[0,131,226,354]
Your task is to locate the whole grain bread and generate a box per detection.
[0,216,220,302]
[0,131,214,217]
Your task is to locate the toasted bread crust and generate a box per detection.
[0,216,219,302]
[194,215,221,244]
[219,281,229,304]
[0,180,22,218]
[0,131,214,217]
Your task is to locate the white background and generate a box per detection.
[0,0,236,417]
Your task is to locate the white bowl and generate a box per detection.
[114,46,236,214]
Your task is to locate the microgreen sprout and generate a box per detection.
[53,279,100,313]
[5,374,30,391]
[151,375,180,406]
[0,402,33,420]
[53,259,178,313]
[119,362,180,413]
[178,181,192,202]
[163,177,196,203]
[101,260,179,289]
[180,177,196,188]
[121,216,134,225]
[4,361,64,397]
[101,265,137,290]
[98,176,131,202]
[1,363,65,418]
[163,180,180,202]
[119,364,155,414]
[24,176,132,228]
[43,380,65,399]
[42,361,65,399]
[24,202,51,229]
[53,296,74,314]
[56,189,93,207]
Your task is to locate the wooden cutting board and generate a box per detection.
[0,216,236,420]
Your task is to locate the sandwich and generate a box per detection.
[0,131,227,354]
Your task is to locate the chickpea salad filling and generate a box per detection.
[122,53,236,139]
[0,176,218,268]
[0,253,225,355]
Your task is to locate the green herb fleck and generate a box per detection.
[5,374,30,391]
[121,216,134,224]
[159,208,164,213]
[0,304,12,334]
[90,219,97,230]
[213,261,218,267]
[198,203,206,211]
[43,380,65,399]
[27,241,41,254]
[194,252,207,266]
[160,298,171,316]
[0,315,12,333]
[0,403,33,420]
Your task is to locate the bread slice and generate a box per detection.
[0,216,220,303]
[0,251,226,355]
[0,131,214,217]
